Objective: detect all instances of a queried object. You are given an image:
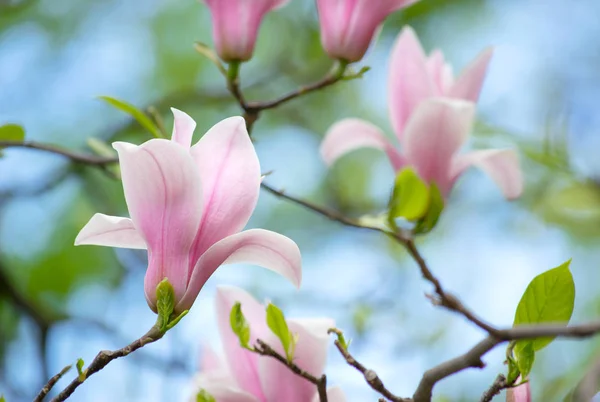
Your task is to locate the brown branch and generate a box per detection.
[33,364,72,402]
[413,321,600,402]
[253,339,328,402]
[48,326,163,402]
[0,141,117,166]
[332,340,409,402]
[479,374,507,402]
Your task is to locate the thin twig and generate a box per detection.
[253,339,328,402]
[48,326,163,402]
[33,364,72,402]
[479,374,507,402]
[0,141,117,166]
[332,340,409,402]
[413,321,600,402]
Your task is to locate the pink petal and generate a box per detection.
[401,98,475,195]
[215,286,270,400]
[449,47,493,102]
[506,381,531,402]
[204,0,289,62]
[74,213,146,249]
[312,387,347,402]
[200,342,225,372]
[388,26,436,139]
[450,149,523,200]
[259,318,335,402]
[113,139,203,310]
[426,49,453,94]
[320,118,405,171]
[177,229,301,315]
[193,372,260,402]
[170,108,196,148]
[189,117,261,268]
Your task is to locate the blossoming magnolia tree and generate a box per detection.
[2,1,600,402]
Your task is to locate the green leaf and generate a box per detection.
[515,341,535,378]
[266,303,293,362]
[98,96,162,138]
[506,356,520,385]
[389,167,430,222]
[414,182,445,234]
[194,42,227,76]
[76,358,85,381]
[513,260,575,351]
[156,278,175,333]
[196,389,216,402]
[166,309,188,331]
[328,328,351,351]
[0,394,6,402]
[0,124,25,141]
[230,302,251,349]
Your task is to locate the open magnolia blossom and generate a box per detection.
[506,381,531,402]
[75,110,302,314]
[316,0,419,62]
[192,286,345,402]
[204,0,290,62]
[320,26,522,199]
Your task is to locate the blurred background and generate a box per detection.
[1,0,600,400]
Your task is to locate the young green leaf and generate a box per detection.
[513,260,575,351]
[196,389,216,402]
[266,303,293,362]
[230,302,251,349]
[98,96,162,138]
[388,167,430,222]
[156,278,176,333]
[506,356,520,385]
[1,394,6,402]
[515,341,535,378]
[0,124,25,142]
[414,182,445,234]
[76,358,85,381]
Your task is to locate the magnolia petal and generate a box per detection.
[426,49,453,94]
[74,213,146,249]
[171,108,197,148]
[177,229,301,313]
[215,286,270,400]
[259,318,334,402]
[451,149,523,200]
[449,47,493,102]
[192,372,260,402]
[320,118,405,171]
[200,343,225,372]
[506,381,531,402]
[113,139,203,308]
[311,387,347,402]
[402,98,475,195]
[190,117,261,265]
[388,26,436,139]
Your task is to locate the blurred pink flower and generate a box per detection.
[316,0,419,62]
[320,27,522,199]
[75,109,302,313]
[192,286,345,402]
[506,380,531,402]
[204,0,290,62]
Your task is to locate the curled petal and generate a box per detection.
[402,98,475,195]
[170,108,197,148]
[177,229,302,313]
[74,213,146,249]
[113,139,203,309]
[320,118,404,170]
[312,387,347,402]
[190,117,261,264]
[449,47,493,102]
[451,149,523,200]
[506,381,531,402]
[259,318,335,402]
[215,286,270,400]
[388,26,436,139]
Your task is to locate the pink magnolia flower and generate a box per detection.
[316,0,419,62]
[204,0,290,62]
[320,28,522,199]
[506,380,531,402]
[192,286,345,402]
[75,110,302,314]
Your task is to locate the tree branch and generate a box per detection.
[479,374,507,402]
[47,325,163,402]
[332,339,409,402]
[253,339,328,402]
[0,141,117,166]
[34,364,72,402]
